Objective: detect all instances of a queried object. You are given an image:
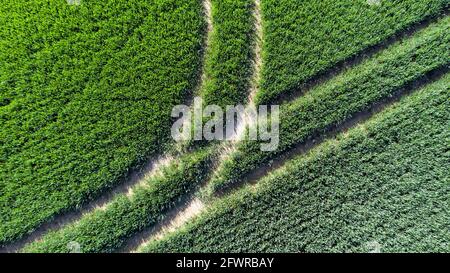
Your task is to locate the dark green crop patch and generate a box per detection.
[0,0,206,245]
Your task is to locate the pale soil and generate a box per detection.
[130,198,205,253]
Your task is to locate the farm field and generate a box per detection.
[23,148,213,253]
[4,0,258,252]
[143,75,450,253]
[202,0,255,107]
[0,0,205,245]
[207,16,450,194]
[1,0,449,254]
[258,0,448,103]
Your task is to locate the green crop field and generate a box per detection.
[0,0,206,245]
[202,0,255,108]
[207,17,450,194]
[23,148,213,253]
[258,0,448,103]
[144,75,450,253]
[1,0,448,254]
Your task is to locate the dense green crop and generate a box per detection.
[23,148,213,253]
[19,0,259,252]
[202,0,255,108]
[207,16,450,194]
[143,74,450,253]
[0,0,205,245]
[257,0,448,103]
[3,0,449,253]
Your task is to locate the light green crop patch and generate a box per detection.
[143,74,450,253]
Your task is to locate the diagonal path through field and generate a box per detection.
[130,11,449,251]
[123,0,264,253]
[8,2,447,253]
[0,0,214,254]
[218,66,449,197]
[271,9,449,106]
[134,67,449,252]
[0,155,176,253]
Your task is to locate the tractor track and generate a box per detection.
[0,0,214,254]
[126,11,449,251]
[4,3,447,254]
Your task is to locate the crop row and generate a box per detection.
[201,0,256,108]
[23,148,213,253]
[206,16,450,194]
[0,0,206,245]
[257,0,448,103]
[143,73,450,252]
[20,0,260,252]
